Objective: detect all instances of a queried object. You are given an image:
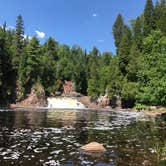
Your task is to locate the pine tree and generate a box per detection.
[12,15,24,70]
[17,48,28,100]
[106,57,123,99]
[156,0,166,35]
[25,37,41,92]
[133,17,143,49]
[113,14,125,51]
[43,37,58,60]
[0,24,14,104]
[40,38,58,94]
[143,0,155,36]
[127,42,142,82]
[16,15,24,53]
[118,25,132,75]
[87,47,100,99]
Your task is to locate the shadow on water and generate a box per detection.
[0,109,166,165]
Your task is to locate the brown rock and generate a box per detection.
[97,95,110,108]
[105,106,111,109]
[79,96,98,109]
[142,160,152,166]
[80,142,106,152]
[63,80,75,95]
[11,83,47,108]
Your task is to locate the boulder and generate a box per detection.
[80,142,106,152]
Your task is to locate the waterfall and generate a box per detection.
[47,97,85,109]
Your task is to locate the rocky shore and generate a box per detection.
[9,80,166,118]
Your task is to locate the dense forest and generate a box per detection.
[0,0,166,108]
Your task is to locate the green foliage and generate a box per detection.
[106,57,124,99]
[127,42,142,82]
[118,25,132,75]
[13,15,24,70]
[137,30,166,106]
[132,16,143,49]
[121,80,138,100]
[27,37,41,81]
[113,14,125,50]
[0,25,14,104]
[134,103,148,110]
[31,82,45,97]
[87,79,99,100]
[154,0,166,35]
[40,37,58,94]
[143,0,155,36]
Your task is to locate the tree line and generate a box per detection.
[0,0,166,107]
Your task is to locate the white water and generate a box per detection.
[47,97,85,109]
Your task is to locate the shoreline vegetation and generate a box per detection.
[0,0,166,113]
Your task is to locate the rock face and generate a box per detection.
[63,80,75,95]
[79,96,98,109]
[19,91,46,107]
[11,84,47,108]
[80,142,106,152]
[97,95,110,108]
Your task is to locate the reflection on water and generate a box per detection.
[0,109,166,165]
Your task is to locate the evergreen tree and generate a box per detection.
[118,25,132,75]
[143,0,154,36]
[113,14,125,51]
[106,57,123,99]
[0,24,13,104]
[43,37,58,60]
[17,48,28,99]
[25,37,41,92]
[153,1,161,29]
[100,52,112,66]
[70,46,87,94]
[126,42,142,82]
[13,15,24,70]
[156,0,166,35]
[40,38,58,94]
[56,44,72,81]
[87,47,100,99]
[133,17,143,49]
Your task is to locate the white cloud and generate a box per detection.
[92,13,98,17]
[35,30,45,39]
[97,39,104,43]
[6,25,15,30]
[23,34,32,40]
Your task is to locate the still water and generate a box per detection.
[0,109,166,166]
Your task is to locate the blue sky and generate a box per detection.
[0,0,157,54]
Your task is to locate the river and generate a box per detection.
[0,109,166,165]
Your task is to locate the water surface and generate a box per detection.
[0,109,166,165]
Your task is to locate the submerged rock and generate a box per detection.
[80,142,106,152]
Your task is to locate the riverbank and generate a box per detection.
[8,90,166,118]
[123,106,166,118]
